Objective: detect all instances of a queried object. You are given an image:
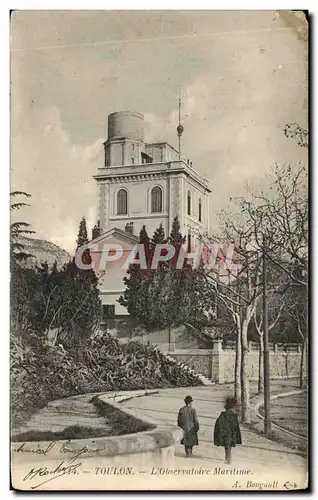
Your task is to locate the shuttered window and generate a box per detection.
[151,186,163,213]
[187,191,191,215]
[199,198,202,222]
[117,189,128,215]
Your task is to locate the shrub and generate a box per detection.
[11,331,203,427]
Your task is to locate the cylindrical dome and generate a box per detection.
[108,111,144,142]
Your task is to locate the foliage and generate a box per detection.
[11,331,203,427]
[11,217,102,349]
[25,260,101,349]
[75,216,92,266]
[10,261,39,339]
[119,217,215,330]
[10,191,35,263]
[284,122,308,148]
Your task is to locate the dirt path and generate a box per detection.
[121,381,307,481]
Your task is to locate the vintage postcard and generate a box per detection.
[10,10,308,491]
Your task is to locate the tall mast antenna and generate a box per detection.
[177,89,184,160]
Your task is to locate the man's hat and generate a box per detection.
[184,395,193,404]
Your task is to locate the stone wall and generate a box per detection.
[116,324,214,350]
[222,349,303,382]
[171,350,213,379]
[167,341,306,384]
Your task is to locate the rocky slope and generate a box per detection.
[18,236,70,269]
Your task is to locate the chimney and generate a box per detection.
[125,222,134,234]
[92,220,101,240]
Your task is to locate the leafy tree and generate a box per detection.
[10,191,35,263]
[119,225,153,325]
[10,191,36,338]
[49,260,101,349]
[12,218,101,349]
[40,217,101,348]
[168,216,186,268]
[151,223,166,245]
[10,262,39,340]
[75,216,92,267]
[120,218,215,336]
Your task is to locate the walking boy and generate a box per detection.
[213,396,242,464]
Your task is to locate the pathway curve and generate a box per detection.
[121,380,307,488]
[11,393,107,437]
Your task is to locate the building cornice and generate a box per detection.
[109,212,168,221]
[94,160,211,193]
[95,172,168,184]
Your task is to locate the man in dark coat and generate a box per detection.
[214,396,242,464]
[177,396,199,457]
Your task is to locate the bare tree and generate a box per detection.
[241,163,308,286]
[253,291,286,393]
[284,279,308,388]
[204,214,263,424]
[203,159,307,423]
[239,163,307,387]
[284,123,308,149]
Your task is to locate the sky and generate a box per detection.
[10,10,308,253]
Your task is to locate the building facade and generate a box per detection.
[92,111,211,317]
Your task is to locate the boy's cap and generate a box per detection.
[225,396,237,409]
[184,396,193,404]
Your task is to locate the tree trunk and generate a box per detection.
[299,338,307,389]
[258,335,264,394]
[168,324,175,351]
[235,327,242,404]
[305,337,308,386]
[240,323,251,423]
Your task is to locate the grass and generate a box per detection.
[11,396,155,442]
[259,392,308,438]
[91,396,156,436]
[258,392,308,455]
[11,425,111,442]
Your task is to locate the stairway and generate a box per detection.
[162,351,214,386]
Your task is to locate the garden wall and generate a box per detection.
[116,324,214,350]
[167,341,306,383]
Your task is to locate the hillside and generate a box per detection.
[18,236,70,269]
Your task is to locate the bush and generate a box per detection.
[11,331,203,427]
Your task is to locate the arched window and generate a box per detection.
[117,189,128,215]
[151,186,163,213]
[199,198,202,222]
[187,191,191,216]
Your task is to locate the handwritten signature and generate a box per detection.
[14,439,105,461]
[14,439,106,489]
[23,460,82,489]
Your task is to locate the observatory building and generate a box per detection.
[92,110,211,317]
